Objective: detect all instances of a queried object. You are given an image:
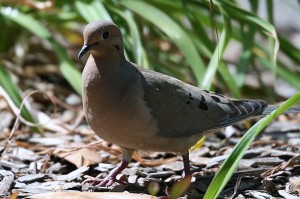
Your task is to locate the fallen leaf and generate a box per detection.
[132,151,179,167]
[53,145,102,168]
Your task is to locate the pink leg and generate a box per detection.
[98,158,129,186]
[83,147,133,187]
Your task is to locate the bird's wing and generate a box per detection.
[136,65,268,138]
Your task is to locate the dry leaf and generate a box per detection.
[132,151,179,167]
[54,146,102,168]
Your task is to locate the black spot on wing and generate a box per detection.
[211,96,221,103]
[189,93,194,100]
[199,101,208,110]
[200,95,205,102]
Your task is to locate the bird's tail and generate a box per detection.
[262,105,300,115]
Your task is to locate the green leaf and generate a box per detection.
[201,27,230,90]
[278,34,300,65]
[0,63,41,133]
[215,0,279,67]
[218,62,241,98]
[75,0,112,22]
[235,25,255,87]
[121,1,206,85]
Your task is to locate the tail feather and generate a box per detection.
[216,99,299,129]
[217,99,268,127]
[262,105,300,115]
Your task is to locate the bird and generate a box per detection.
[78,20,299,186]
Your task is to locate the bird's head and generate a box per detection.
[78,20,124,59]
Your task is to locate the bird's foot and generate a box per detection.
[82,172,128,189]
[83,175,125,187]
[82,177,109,188]
[82,155,131,189]
[82,176,121,190]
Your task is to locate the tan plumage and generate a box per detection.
[78,20,296,186]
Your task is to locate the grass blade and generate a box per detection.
[0,64,41,133]
[201,27,229,90]
[218,62,241,98]
[121,1,206,85]
[216,0,279,67]
[235,26,255,88]
[278,34,300,65]
[75,0,112,22]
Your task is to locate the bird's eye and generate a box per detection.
[102,31,110,39]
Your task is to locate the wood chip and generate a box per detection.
[251,157,284,167]
[128,175,138,184]
[66,166,89,182]
[0,160,27,169]
[247,190,276,199]
[45,162,67,174]
[18,174,46,183]
[94,163,115,172]
[148,171,175,178]
[15,181,81,194]
[0,170,14,196]
[278,190,300,199]
[12,147,40,162]
[159,160,184,172]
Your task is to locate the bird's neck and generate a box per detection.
[89,51,125,75]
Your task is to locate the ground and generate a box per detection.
[1,96,300,198]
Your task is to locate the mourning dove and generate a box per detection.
[78,20,299,186]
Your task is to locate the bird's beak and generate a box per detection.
[78,44,91,59]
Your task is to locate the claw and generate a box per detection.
[82,158,130,188]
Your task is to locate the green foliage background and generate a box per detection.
[1,0,300,98]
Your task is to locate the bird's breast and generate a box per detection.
[82,62,160,150]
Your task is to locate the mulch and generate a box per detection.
[1,93,300,199]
